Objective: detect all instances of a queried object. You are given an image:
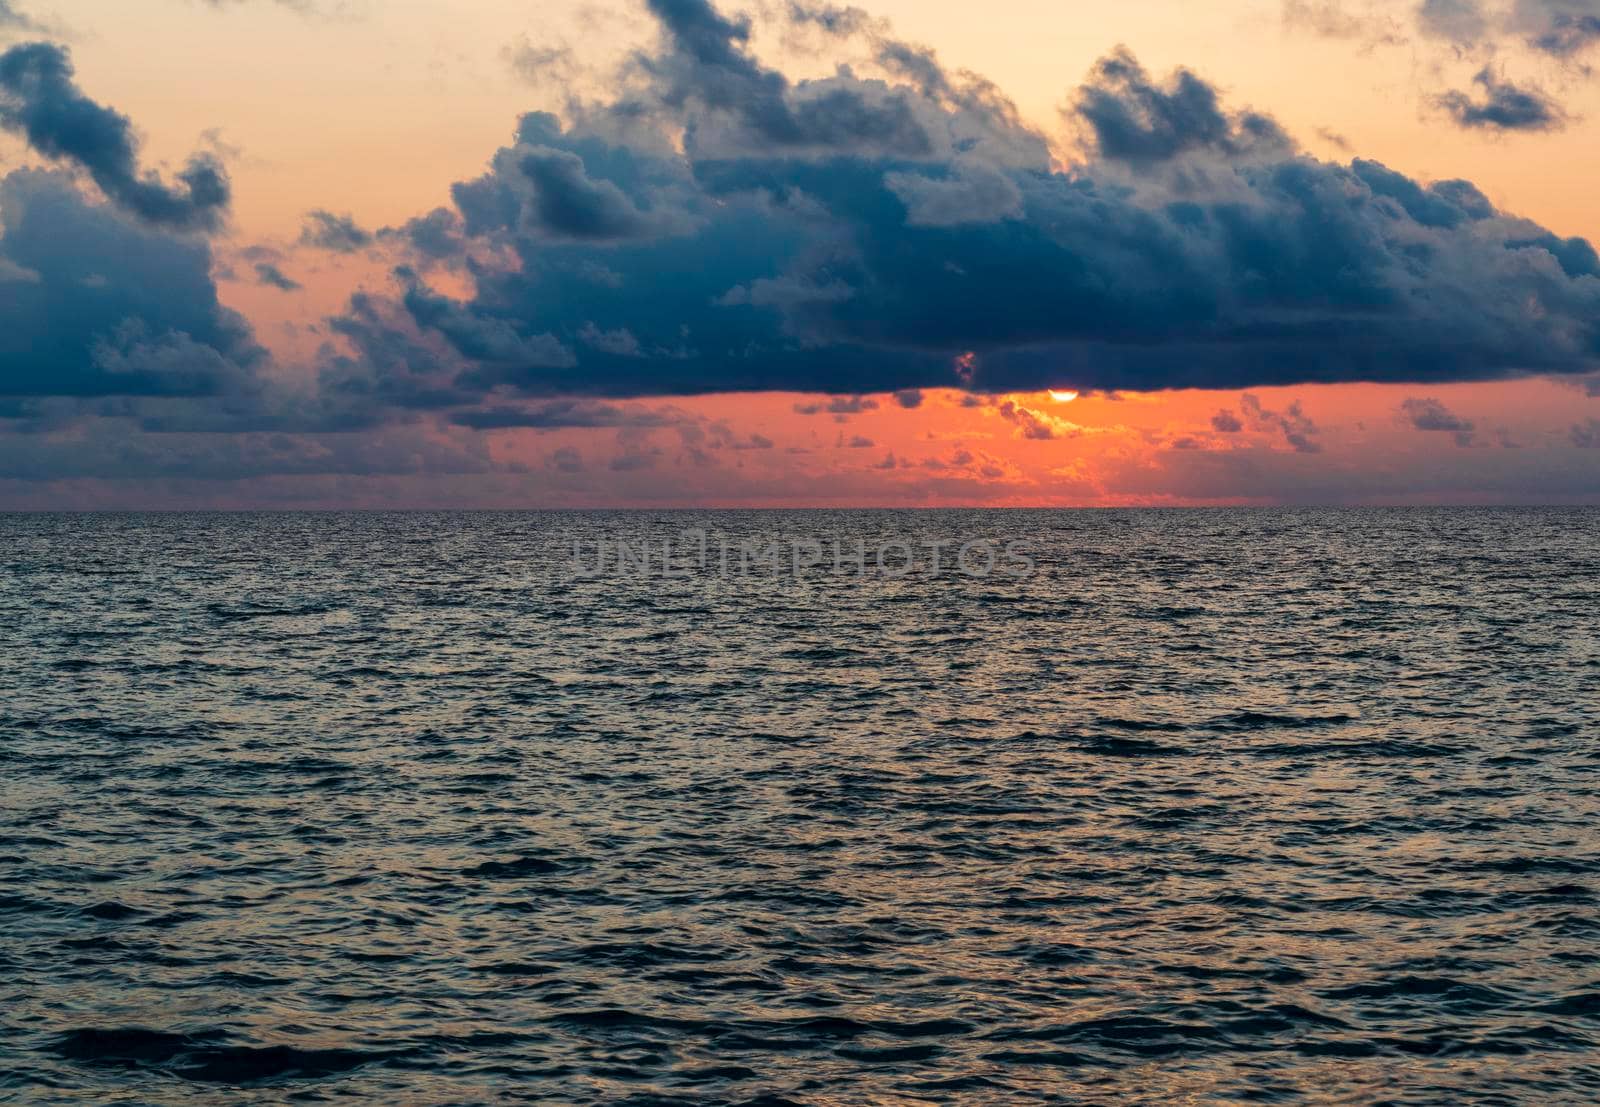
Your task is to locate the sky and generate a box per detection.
[0,0,1598,507]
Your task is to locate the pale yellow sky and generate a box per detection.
[12,0,1598,247]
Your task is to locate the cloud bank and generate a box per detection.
[340,0,1600,407]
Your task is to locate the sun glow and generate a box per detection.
[1049,390,1080,403]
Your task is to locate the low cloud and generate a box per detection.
[0,170,261,399]
[794,396,880,416]
[1437,69,1565,132]
[0,44,231,231]
[254,262,302,292]
[1211,409,1244,433]
[1241,394,1322,453]
[1072,47,1293,165]
[300,210,374,253]
[313,3,1600,405]
[1401,396,1477,446]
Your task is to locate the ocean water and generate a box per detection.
[1,508,1597,1105]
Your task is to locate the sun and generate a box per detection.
[1048,390,1080,403]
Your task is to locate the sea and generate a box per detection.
[1,509,1597,1104]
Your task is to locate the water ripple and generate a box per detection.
[1,508,1597,1103]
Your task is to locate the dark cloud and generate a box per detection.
[794,396,879,415]
[1381,0,1600,56]
[0,170,261,398]
[892,388,924,408]
[885,159,1022,226]
[300,210,373,252]
[1572,418,1600,448]
[578,323,644,357]
[1401,396,1477,446]
[450,399,684,430]
[395,268,577,380]
[1437,69,1565,131]
[449,112,695,245]
[317,5,1600,406]
[498,145,657,240]
[1211,409,1244,433]
[1073,47,1294,165]
[639,0,933,158]
[0,421,496,485]
[1514,0,1600,56]
[382,207,466,264]
[548,445,584,472]
[254,262,301,291]
[0,44,231,231]
[1241,394,1321,453]
[609,449,658,471]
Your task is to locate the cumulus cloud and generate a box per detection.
[885,160,1023,225]
[996,400,1079,441]
[254,262,301,291]
[1572,418,1600,447]
[0,170,261,398]
[300,210,373,252]
[639,0,934,159]
[299,1,1600,407]
[1073,47,1294,165]
[1437,69,1565,131]
[1401,396,1477,446]
[1241,395,1322,453]
[794,396,878,415]
[0,44,231,231]
[382,207,466,265]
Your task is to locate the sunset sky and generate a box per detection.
[1,0,1598,506]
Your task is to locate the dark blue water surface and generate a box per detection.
[2,509,1598,1104]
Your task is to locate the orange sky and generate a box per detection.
[1,0,1597,507]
